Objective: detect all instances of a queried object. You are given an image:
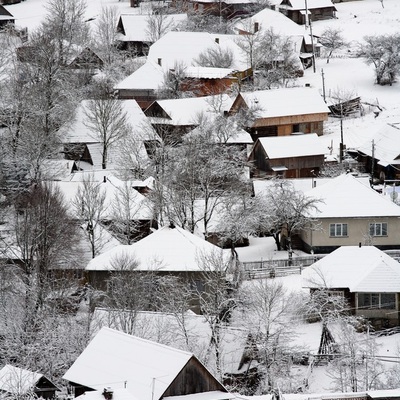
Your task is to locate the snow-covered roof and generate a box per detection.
[54,174,153,220]
[305,173,400,218]
[117,13,187,43]
[114,60,164,91]
[147,94,234,126]
[187,122,253,145]
[59,99,158,143]
[302,245,400,293]
[164,392,235,400]
[147,31,249,71]
[63,327,196,399]
[357,123,400,167]
[184,66,236,79]
[238,87,330,120]
[279,0,336,11]
[234,7,304,36]
[0,365,43,395]
[256,133,327,159]
[75,388,139,400]
[86,225,229,271]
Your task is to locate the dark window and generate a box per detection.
[329,223,348,237]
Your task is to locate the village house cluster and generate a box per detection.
[1,0,400,398]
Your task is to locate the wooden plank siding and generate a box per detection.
[252,113,328,129]
[163,356,227,397]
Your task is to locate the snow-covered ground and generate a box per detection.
[3,0,400,394]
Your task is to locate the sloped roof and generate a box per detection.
[0,5,14,20]
[86,225,229,271]
[256,133,326,159]
[280,0,336,11]
[62,327,195,399]
[357,123,400,167]
[302,246,400,293]
[59,99,158,143]
[117,13,187,43]
[114,60,164,91]
[147,31,249,71]
[237,87,329,120]
[234,6,304,36]
[304,173,400,218]
[54,173,153,220]
[146,94,234,126]
[0,365,43,395]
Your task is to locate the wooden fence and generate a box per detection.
[242,250,400,279]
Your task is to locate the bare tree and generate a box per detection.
[146,11,175,43]
[196,250,236,379]
[84,99,131,169]
[94,6,120,65]
[42,0,90,65]
[195,46,235,68]
[319,28,347,64]
[73,174,108,258]
[359,33,400,85]
[158,61,189,99]
[236,27,300,88]
[237,279,302,394]
[258,179,322,259]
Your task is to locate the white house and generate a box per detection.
[302,245,400,328]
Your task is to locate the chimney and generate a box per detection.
[215,37,219,44]
[359,242,361,248]
[102,388,113,400]
[103,176,107,183]
[157,58,162,66]
[254,22,259,33]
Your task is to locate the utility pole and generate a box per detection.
[305,0,316,73]
[371,139,375,184]
[339,102,344,162]
[321,68,326,102]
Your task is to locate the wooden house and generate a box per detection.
[299,173,400,254]
[144,94,234,141]
[114,32,251,107]
[115,13,188,56]
[248,133,327,178]
[58,99,159,171]
[228,87,330,140]
[0,5,14,29]
[0,365,59,399]
[63,327,234,399]
[278,0,337,25]
[183,0,255,19]
[353,123,400,182]
[302,245,400,328]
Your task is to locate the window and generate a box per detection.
[358,293,396,309]
[329,223,348,237]
[369,222,388,236]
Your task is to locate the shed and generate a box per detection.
[0,365,59,399]
[63,327,233,399]
[0,4,14,28]
[278,0,337,24]
[248,133,327,178]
